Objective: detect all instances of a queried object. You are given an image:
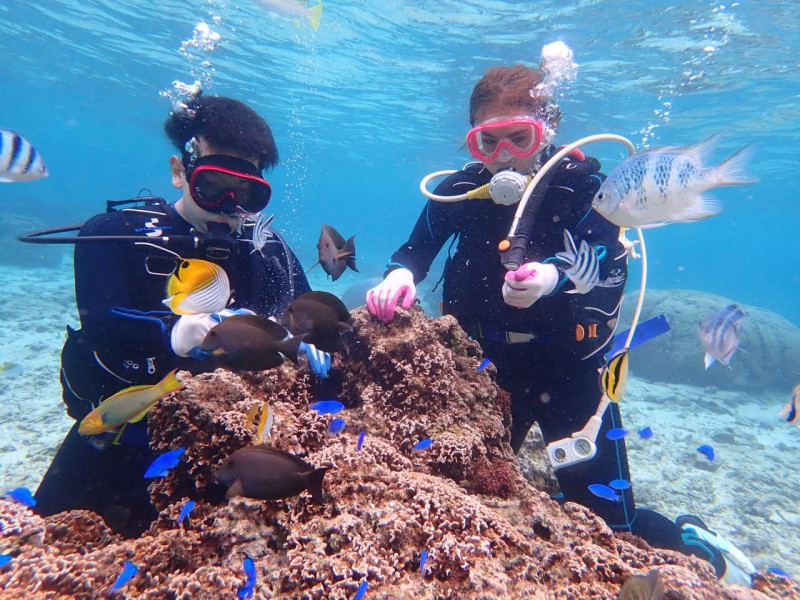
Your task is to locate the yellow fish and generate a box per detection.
[600,350,629,403]
[779,384,800,426]
[163,259,231,315]
[78,370,185,435]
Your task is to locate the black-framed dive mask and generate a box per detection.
[183,154,272,215]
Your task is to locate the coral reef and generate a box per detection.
[1,306,796,599]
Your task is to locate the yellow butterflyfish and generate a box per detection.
[163,259,231,315]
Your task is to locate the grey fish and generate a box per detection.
[278,291,353,354]
[555,229,621,294]
[314,224,358,281]
[593,133,755,228]
[618,568,665,600]
[698,304,745,370]
[0,130,48,182]
[201,314,305,371]
[214,445,329,503]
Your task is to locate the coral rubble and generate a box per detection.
[1,306,795,599]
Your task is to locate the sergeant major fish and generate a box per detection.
[593,133,755,228]
[555,229,622,294]
[0,130,49,182]
[698,304,745,370]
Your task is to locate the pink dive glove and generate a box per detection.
[366,268,417,323]
[502,262,559,309]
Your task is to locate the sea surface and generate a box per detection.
[1,0,798,583]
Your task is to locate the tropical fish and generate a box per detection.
[178,500,196,527]
[609,479,632,490]
[278,291,353,353]
[201,314,304,371]
[556,230,619,294]
[110,561,138,594]
[357,430,366,451]
[353,581,369,600]
[697,444,717,461]
[309,224,358,281]
[638,427,654,440]
[477,358,491,372]
[605,428,628,441]
[0,362,24,378]
[163,259,231,315]
[237,555,256,600]
[4,487,36,507]
[0,554,11,568]
[617,568,665,600]
[144,447,186,478]
[413,439,433,451]
[256,402,274,442]
[310,399,345,415]
[79,370,184,435]
[588,483,621,503]
[779,384,800,426]
[214,445,329,503]
[252,0,323,31]
[419,550,428,576]
[329,418,346,434]
[698,304,745,370]
[593,133,756,229]
[247,212,276,257]
[0,130,49,182]
[600,350,629,403]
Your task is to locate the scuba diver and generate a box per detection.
[365,60,755,586]
[30,94,330,537]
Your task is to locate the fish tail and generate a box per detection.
[306,467,329,503]
[159,369,185,394]
[277,334,307,364]
[714,144,758,186]
[703,352,716,370]
[307,2,323,30]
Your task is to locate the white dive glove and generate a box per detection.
[366,267,417,323]
[502,262,559,309]
[170,308,256,358]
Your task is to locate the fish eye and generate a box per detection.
[597,192,605,200]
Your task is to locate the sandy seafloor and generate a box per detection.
[1,260,798,581]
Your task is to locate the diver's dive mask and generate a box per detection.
[184,154,272,216]
[466,116,545,163]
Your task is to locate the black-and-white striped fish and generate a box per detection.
[555,229,618,294]
[0,130,49,182]
[698,304,745,370]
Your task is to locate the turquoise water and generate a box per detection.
[2,0,798,322]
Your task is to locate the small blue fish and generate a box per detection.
[178,501,196,527]
[767,567,790,579]
[608,479,631,490]
[638,427,654,439]
[413,439,433,451]
[144,447,186,478]
[605,428,628,441]
[353,580,369,600]
[310,400,345,415]
[237,555,256,600]
[329,418,346,434]
[476,358,491,372]
[587,484,621,503]
[4,487,36,507]
[419,549,428,575]
[697,444,717,461]
[0,554,11,568]
[110,561,138,594]
[357,430,366,451]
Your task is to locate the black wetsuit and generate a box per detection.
[34,199,310,537]
[388,156,721,570]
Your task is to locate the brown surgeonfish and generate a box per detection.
[278,291,353,354]
[200,314,305,371]
[617,569,665,600]
[313,224,358,281]
[214,445,329,503]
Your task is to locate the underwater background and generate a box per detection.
[1,0,799,582]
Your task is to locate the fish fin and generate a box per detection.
[714,143,758,186]
[277,333,307,364]
[305,467,329,503]
[686,131,723,164]
[307,2,323,31]
[345,254,359,272]
[244,404,260,430]
[321,224,347,247]
[704,352,716,370]
[226,479,243,498]
[669,193,722,223]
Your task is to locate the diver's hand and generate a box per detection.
[366,268,417,323]
[502,263,559,309]
[171,308,255,358]
[298,342,331,378]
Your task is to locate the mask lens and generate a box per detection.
[188,158,272,215]
[466,118,544,162]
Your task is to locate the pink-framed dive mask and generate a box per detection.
[465,116,545,163]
